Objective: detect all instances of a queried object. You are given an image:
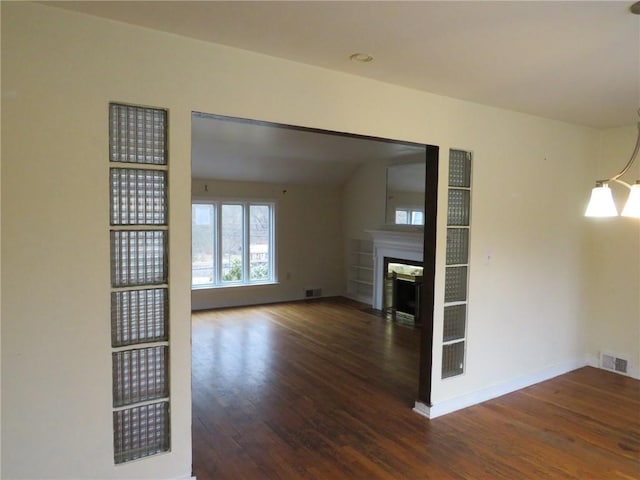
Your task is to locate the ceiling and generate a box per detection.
[191,113,425,184]
[48,1,640,185]
[49,1,640,128]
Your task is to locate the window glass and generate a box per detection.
[395,209,409,224]
[221,204,243,282]
[192,204,215,286]
[250,205,270,281]
[192,201,275,288]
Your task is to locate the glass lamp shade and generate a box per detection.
[585,185,618,217]
[621,184,640,218]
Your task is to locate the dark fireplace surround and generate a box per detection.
[383,257,424,326]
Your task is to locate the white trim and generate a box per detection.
[366,228,424,310]
[191,199,276,287]
[413,359,586,419]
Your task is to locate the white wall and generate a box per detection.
[191,179,344,310]
[585,125,640,378]
[1,2,628,478]
[343,109,599,407]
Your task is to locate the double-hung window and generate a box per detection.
[192,200,276,288]
[395,207,424,225]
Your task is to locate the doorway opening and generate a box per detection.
[190,112,439,462]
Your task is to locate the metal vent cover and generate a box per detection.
[600,352,628,374]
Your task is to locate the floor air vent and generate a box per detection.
[600,352,628,374]
[305,288,322,298]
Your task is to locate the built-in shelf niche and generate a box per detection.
[348,238,374,304]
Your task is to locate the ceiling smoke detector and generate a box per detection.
[349,53,373,63]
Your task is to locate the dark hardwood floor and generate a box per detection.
[191,298,640,479]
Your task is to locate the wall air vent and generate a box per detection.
[305,288,322,298]
[600,352,628,374]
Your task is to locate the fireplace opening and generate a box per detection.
[383,257,424,327]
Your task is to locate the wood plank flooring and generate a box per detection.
[191,298,640,479]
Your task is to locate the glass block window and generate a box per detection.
[109,103,170,464]
[443,304,466,342]
[444,266,468,303]
[113,402,170,464]
[442,342,465,379]
[447,190,471,226]
[446,228,469,265]
[110,168,167,225]
[442,149,472,379]
[448,149,471,188]
[113,347,169,407]
[110,104,167,165]
[110,230,167,287]
[111,288,168,347]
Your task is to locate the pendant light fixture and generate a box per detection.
[586,3,640,218]
[585,110,640,218]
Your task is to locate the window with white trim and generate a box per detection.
[192,200,276,288]
[395,207,424,225]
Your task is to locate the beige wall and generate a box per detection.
[385,190,425,224]
[585,125,640,377]
[1,2,635,479]
[343,114,598,404]
[191,179,344,310]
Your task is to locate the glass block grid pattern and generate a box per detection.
[446,228,469,265]
[112,346,169,407]
[449,149,471,188]
[110,169,167,225]
[447,190,471,226]
[110,231,167,287]
[444,266,468,303]
[111,289,168,347]
[442,149,472,380]
[442,342,465,379]
[113,402,170,464]
[443,304,466,342]
[110,104,167,165]
[109,103,170,464]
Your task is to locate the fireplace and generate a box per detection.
[384,258,423,326]
[367,228,424,323]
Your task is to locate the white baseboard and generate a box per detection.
[414,358,586,420]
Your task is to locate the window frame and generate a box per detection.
[192,198,277,289]
[395,206,425,225]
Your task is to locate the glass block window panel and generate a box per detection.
[111,288,168,347]
[110,104,167,165]
[449,149,471,188]
[111,230,168,287]
[113,346,169,407]
[221,204,243,282]
[110,169,167,225]
[446,228,469,265]
[249,204,271,281]
[443,304,466,342]
[444,266,468,303]
[447,190,471,226]
[442,342,465,378]
[113,401,170,464]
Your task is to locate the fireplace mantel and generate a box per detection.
[366,228,424,310]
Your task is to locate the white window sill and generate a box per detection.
[191,281,280,291]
